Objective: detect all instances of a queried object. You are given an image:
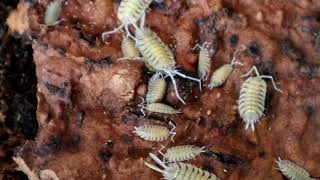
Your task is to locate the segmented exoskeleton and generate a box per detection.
[133,122,176,142]
[144,153,220,180]
[238,66,283,131]
[135,28,202,104]
[102,0,153,39]
[276,157,315,180]
[139,101,181,117]
[193,42,213,81]
[45,0,63,26]
[146,73,167,104]
[159,145,205,163]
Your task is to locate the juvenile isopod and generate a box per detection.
[118,36,142,61]
[193,41,213,81]
[102,0,153,39]
[238,66,283,131]
[146,73,167,104]
[133,122,176,142]
[45,0,63,26]
[139,102,181,116]
[135,28,202,104]
[208,48,244,88]
[159,145,206,162]
[144,153,220,180]
[276,157,315,180]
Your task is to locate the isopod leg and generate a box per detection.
[241,66,260,78]
[170,132,176,142]
[158,144,165,156]
[164,70,186,105]
[102,24,124,40]
[259,75,283,93]
[125,25,137,42]
[169,121,176,132]
[149,153,168,169]
[174,70,202,91]
[144,162,166,174]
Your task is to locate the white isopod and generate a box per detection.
[146,73,167,104]
[102,0,153,39]
[139,101,181,117]
[208,48,243,88]
[276,157,315,180]
[193,41,213,81]
[133,122,176,142]
[159,145,206,162]
[144,153,220,180]
[45,0,63,26]
[135,28,202,104]
[238,66,283,131]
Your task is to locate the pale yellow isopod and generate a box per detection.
[208,48,243,88]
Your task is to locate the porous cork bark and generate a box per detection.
[8,0,320,179]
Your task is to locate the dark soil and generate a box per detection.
[0,0,38,179]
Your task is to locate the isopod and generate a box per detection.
[135,28,202,104]
[238,66,283,131]
[159,145,205,162]
[144,153,220,180]
[102,0,153,39]
[276,157,314,180]
[118,36,142,61]
[45,0,63,26]
[193,42,213,81]
[139,102,181,116]
[133,122,176,142]
[208,48,243,88]
[146,73,167,104]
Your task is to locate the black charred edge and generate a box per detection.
[54,45,66,56]
[304,103,314,117]
[300,63,320,77]
[37,135,63,156]
[99,148,113,163]
[76,110,85,128]
[246,42,261,57]
[280,38,304,62]
[79,32,96,47]
[205,151,244,166]
[264,91,273,113]
[255,60,273,76]
[71,134,81,146]
[121,134,133,144]
[44,82,67,98]
[84,57,112,69]
[229,34,238,47]
[127,106,176,126]
[150,1,168,12]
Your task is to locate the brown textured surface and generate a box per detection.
[9,0,320,179]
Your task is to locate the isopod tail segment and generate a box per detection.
[241,66,283,93]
